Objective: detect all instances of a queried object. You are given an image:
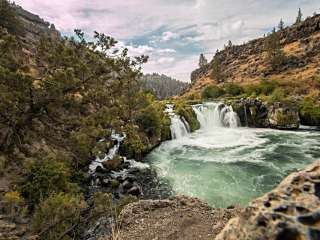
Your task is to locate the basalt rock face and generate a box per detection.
[13,4,60,49]
[268,103,300,130]
[231,99,300,129]
[215,160,320,240]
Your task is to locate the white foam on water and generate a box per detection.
[147,102,320,208]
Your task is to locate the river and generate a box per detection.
[145,102,320,208]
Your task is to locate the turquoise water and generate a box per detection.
[146,126,320,208]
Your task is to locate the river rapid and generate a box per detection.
[145,102,320,208]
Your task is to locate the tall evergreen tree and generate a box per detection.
[0,0,23,35]
[278,19,285,31]
[265,28,285,70]
[198,53,208,68]
[296,8,303,24]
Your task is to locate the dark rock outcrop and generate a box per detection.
[13,4,60,49]
[215,160,320,240]
[231,98,300,130]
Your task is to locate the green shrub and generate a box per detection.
[120,126,147,160]
[32,192,87,240]
[270,88,287,102]
[20,159,76,207]
[244,80,278,96]
[224,83,243,96]
[136,104,162,138]
[201,85,225,99]
[299,97,320,126]
[174,101,200,132]
[3,191,25,220]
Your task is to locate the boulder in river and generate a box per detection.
[268,103,300,130]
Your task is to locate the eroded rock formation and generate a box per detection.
[216,160,320,240]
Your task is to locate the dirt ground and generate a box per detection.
[118,196,241,240]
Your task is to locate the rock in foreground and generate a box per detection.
[216,160,320,240]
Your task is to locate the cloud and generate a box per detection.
[161,31,179,41]
[15,0,320,81]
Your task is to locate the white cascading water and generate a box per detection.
[149,101,320,208]
[165,104,190,139]
[192,102,240,129]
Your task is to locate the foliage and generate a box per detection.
[140,73,189,100]
[244,80,278,96]
[120,125,147,160]
[3,191,25,219]
[278,19,285,31]
[32,192,87,240]
[174,101,200,132]
[20,159,76,207]
[299,91,320,126]
[198,53,208,68]
[265,29,286,70]
[224,83,244,96]
[296,8,303,24]
[270,88,287,102]
[136,104,162,138]
[0,0,23,35]
[201,85,225,99]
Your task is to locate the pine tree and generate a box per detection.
[227,40,233,48]
[265,28,285,70]
[198,53,208,68]
[0,0,23,35]
[278,19,285,31]
[296,8,303,24]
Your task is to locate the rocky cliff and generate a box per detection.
[13,4,60,49]
[188,14,320,96]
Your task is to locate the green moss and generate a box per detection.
[174,101,200,132]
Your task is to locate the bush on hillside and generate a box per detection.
[20,158,76,207]
[299,91,320,126]
[32,192,87,240]
[201,85,225,99]
[224,83,244,96]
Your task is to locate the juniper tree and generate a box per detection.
[278,19,285,31]
[265,28,285,70]
[198,53,208,68]
[296,8,303,24]
[0,0,23,35]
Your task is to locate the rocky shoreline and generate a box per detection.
[230,98,300,130]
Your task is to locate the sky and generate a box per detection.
[15,0,320,82]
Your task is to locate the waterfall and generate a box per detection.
[89,131,125,174]
[192,102,240,129]
[165,104,190,139]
